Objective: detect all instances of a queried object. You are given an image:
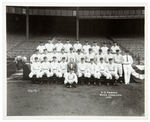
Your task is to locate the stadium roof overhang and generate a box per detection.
[6,6,144,19]
[6,6,144,41]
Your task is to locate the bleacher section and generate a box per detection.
[7,34,52,59]
[112,37,144,63]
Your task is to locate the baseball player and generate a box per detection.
[30,50,40,63]
[37,42,45,54]
[58,48,68,62]
[73,40,82,52]
[67,47,76,62]
[88,58,100,85]
[104,49,114,63]
[29,57,41,83]
[40,48,49,62]
[75,49,85,63]
[82,41,91,54]
[59,57,68,78]
[106,58,119,85]
[85,48,95,63]
[39,56,52,84]
[101,43,109,55]
[64,69,78,88]
[55,39,63,52]
[92,42,100,55]
[95,49,105,63]
[50,48,58,62]
[122,51,142,84]
[50,56,62,78]
[64,40,72,53]
[114,49,123,81]
[77,57,87,84]
[45,40,54,53]
[111,42,121,54]
[98,57,110,80]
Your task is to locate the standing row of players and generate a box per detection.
[29,40,144,87]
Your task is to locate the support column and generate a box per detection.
[76,7,79,41]
[26,7,29,41]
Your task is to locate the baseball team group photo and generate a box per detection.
[6,6,145,116]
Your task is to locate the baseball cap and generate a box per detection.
[109,58,113,61]
[116,49,120,52]
[100,57,103,60]
[70,47,73,50]
[43,56,47,59]
[34,57,38,60]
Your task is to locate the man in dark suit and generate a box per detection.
[67,58,78,74]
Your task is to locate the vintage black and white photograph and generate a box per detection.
[6,5,145,117]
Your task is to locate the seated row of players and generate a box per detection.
[29,40,143,87]
[29,55,120,87]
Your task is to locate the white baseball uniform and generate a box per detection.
[55,43,63,52]
[75,53,85,63]
[45,43,54,52]
[122,54,140,84]
[50,61,62,77]
[77,62,87,77]
[40,54,49,62]
[67,52,76,62]
[92,45,100,55]
[37,45,45,54]
[111,45,120,53]
[85,53,95,62]
[59,61,68,77]
[101,46,109,55]
[98,62,110,79]
[114,54,123,77]
[83,45,91,54]
[29,62,41,78]
[95,53,105,63]
[39,61,52,77]
[64,72,78,84]
[50,53,59,62]
[73,43,82,52]
[89,63,100,79]
[104,53,114,63]
[64,43,72,53]
[58,53,68,62]
[106,63,119,80]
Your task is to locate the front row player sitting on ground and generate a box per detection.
[64,69,78,88]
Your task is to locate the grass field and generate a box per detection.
[7,79,144,116]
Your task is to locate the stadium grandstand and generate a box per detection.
[7,7,144,56]
[7,6,144,77]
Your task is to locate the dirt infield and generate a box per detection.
[7,80,144,116]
